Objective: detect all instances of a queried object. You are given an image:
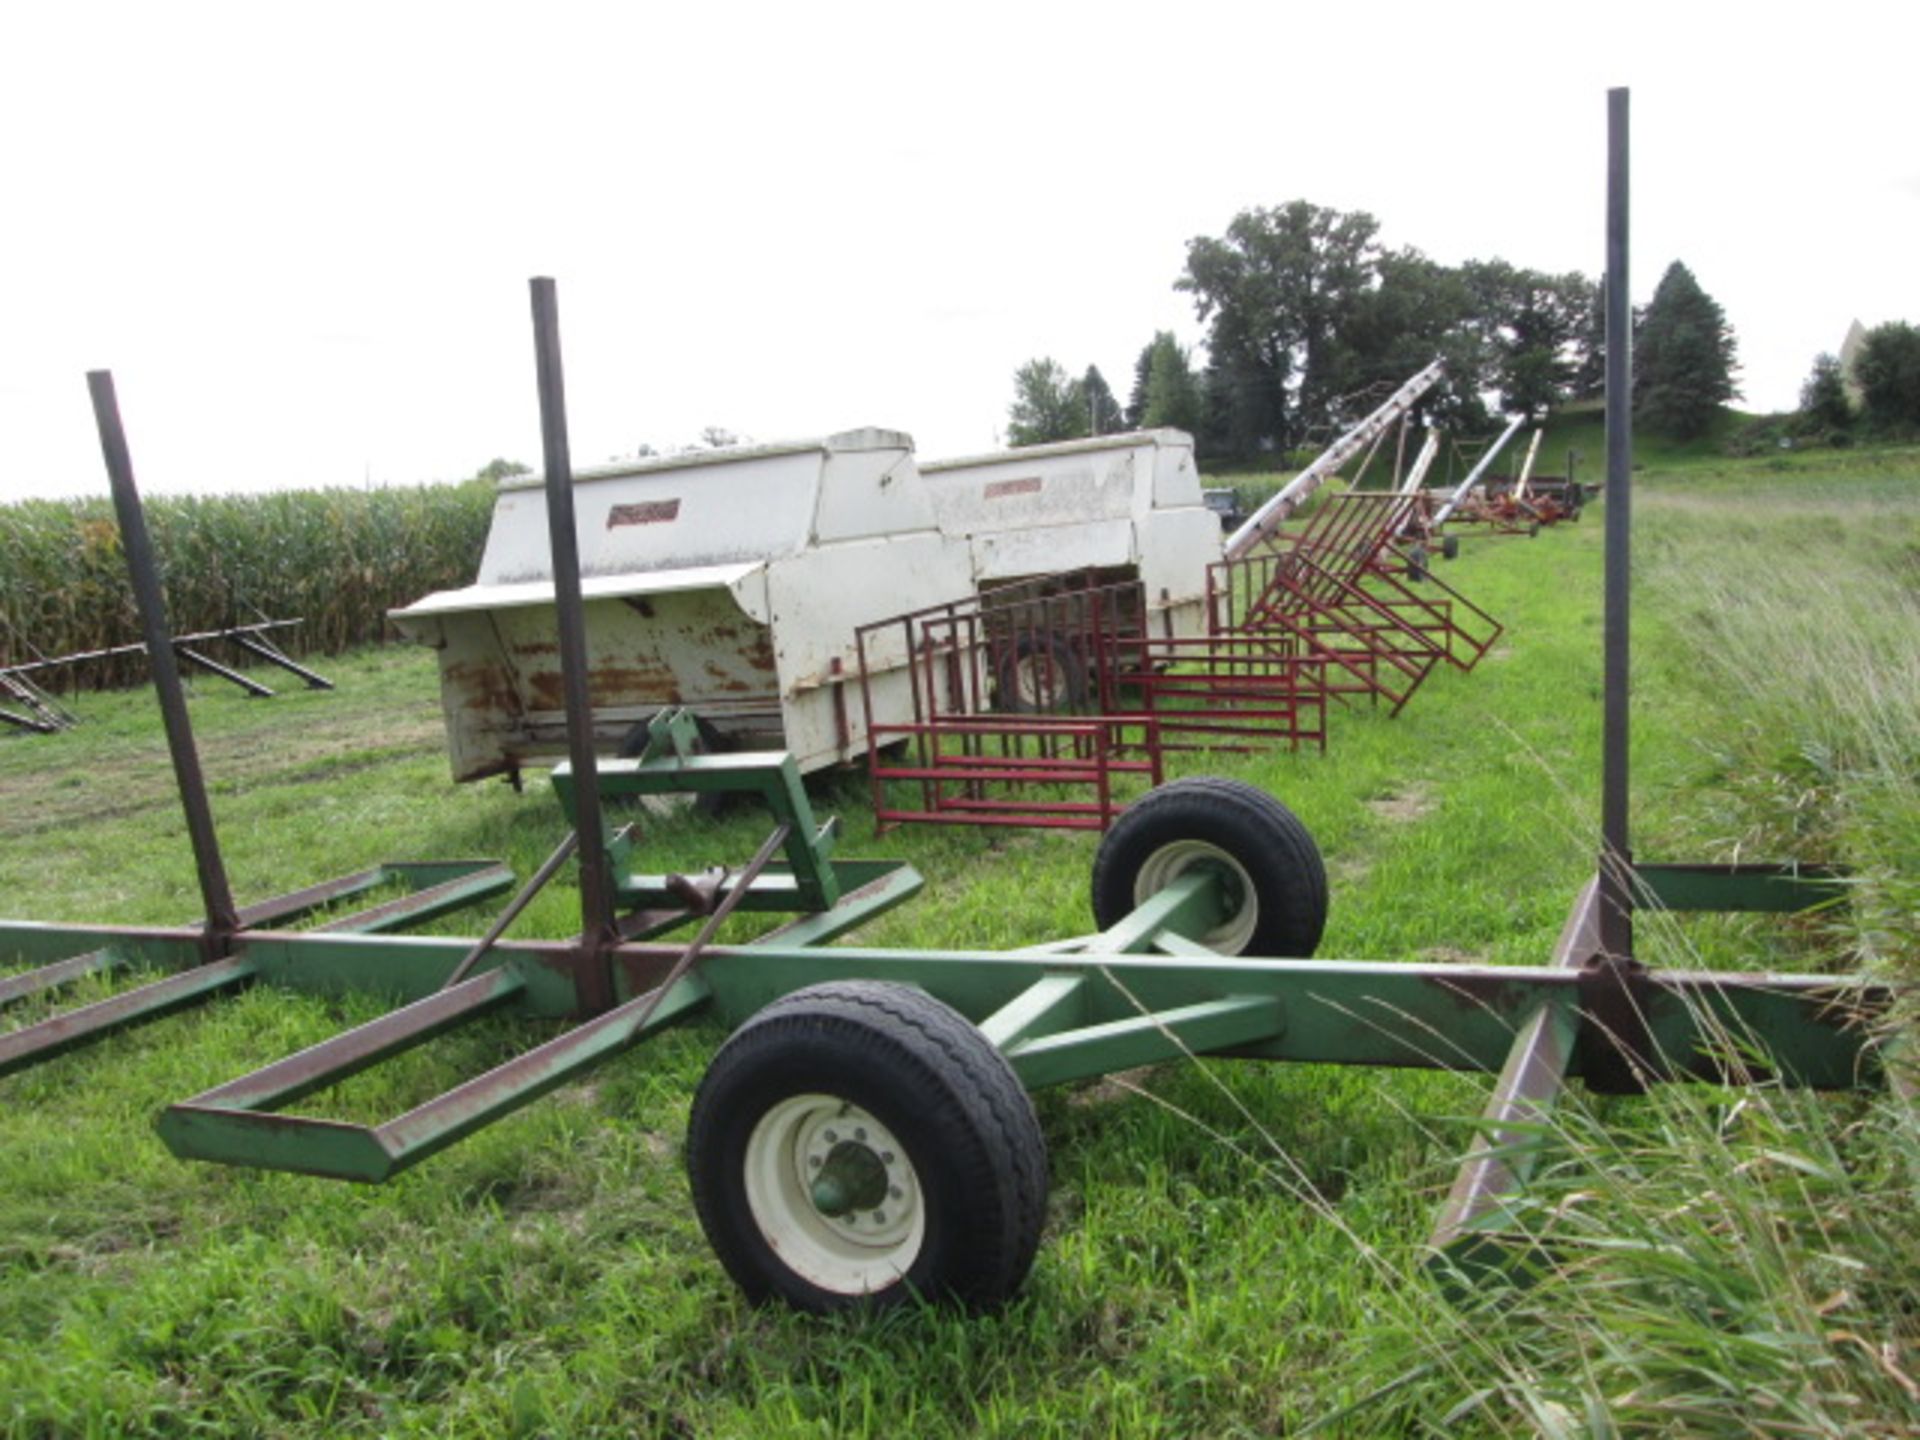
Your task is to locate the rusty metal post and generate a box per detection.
[1597,88,1634,962]
[87,371,240,959]
[527,279,620,1000]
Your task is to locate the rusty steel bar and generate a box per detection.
[0,620,304,680]
[227,630,334,690]
[1429,878,1598,1267]
[527,278,620,990]
[1598,87,1634,961]
[175,645,276,697]
[87,371,241,956]
[439,831,580,990]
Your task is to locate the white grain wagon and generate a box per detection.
[920,428,1222,640]
[392,429,974,784]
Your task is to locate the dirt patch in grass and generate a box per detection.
[1365,788,1434,823]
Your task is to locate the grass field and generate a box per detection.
[1,450,1915,1437]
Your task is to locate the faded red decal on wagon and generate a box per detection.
[607,499,682,528]
[983,477,1042,500]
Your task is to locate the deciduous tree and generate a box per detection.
[1852,321,1920,431]
[1178,201,1382,451]
[1006,358,1088,446]
[1797,352,1853,432]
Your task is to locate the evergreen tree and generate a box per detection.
[1082,365,1125,435]
[1852,322,1920,431]
[1633,261,1739,439]
[1126,337,1158,428]
[1141,333,1205,436]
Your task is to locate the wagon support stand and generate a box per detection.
[0,620,333,713]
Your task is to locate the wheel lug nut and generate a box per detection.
[854,1128,867,1141]
[889,1185,902,1200]
[880,1151,895,1164]
[823,1130,837,1144]
[872,1210,886,1224]
[808,1156,822,1168]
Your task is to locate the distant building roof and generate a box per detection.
[1839,319,1870,405]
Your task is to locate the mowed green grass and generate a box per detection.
[0,455,1915,1438]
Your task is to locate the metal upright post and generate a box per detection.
[87,371,240,959]
[527,279,620,1000]
[1597,88,1634,961]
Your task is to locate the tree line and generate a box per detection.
[1008,199,1744,454]
[1799,323,1920,439]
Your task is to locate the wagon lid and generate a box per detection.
[390,561,766,621]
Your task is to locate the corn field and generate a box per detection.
[0,482,494,688]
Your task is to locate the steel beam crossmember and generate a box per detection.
[0,862,513,1076]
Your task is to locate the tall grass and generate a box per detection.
[1376,466,1920,1436]
[0,482,493,685]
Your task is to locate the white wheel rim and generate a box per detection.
[743,1095,924,1296]
[1133,839,1258,954]
[1009,649,1071,709]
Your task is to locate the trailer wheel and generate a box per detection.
[686,981,1048,1313]
[1091,777,1327,957]
[996,633,1087,713]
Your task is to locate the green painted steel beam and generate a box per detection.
[161,973,713,1181]
[172,967,529,1113]
[0,923,202,973]
[1,916,1888,1094]
[684,945,1884,1090]
[1005,995,1285,1088]
[1633,862,1849,913]
[0,945,124,1009]
[979,974,1087,1049]
[743,862,923,948]
[1088,872,1224,953]
[318,862,516,934]
[1428,879,1597,1283]
[552,750,843,910]
[0,955,257,1078]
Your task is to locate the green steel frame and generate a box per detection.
[0,741,1888,1235]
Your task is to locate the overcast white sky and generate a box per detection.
[2,1,1913,505]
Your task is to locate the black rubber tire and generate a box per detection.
[614,710,734,817]
[1441,534,1460,561]
[994,633,1087,714]
[686,981,1049,1313]
[1091,777,1327,957]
